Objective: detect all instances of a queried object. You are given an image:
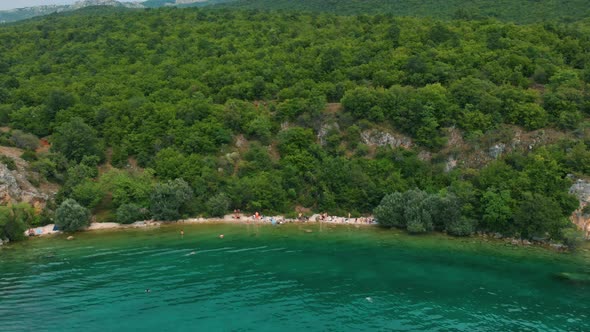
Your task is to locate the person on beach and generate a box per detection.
[255,211,260,220]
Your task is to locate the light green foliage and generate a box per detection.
[100,169,155,208]
[481,189,514,233]
[55,199,90,232]
[71,180,104,209]
[403,189,433,234]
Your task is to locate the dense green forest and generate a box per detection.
[220,0,590,24]
[0,7,589,243]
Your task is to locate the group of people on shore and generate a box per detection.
[230,209,375,225]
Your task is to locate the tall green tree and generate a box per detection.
[52,117,102,163]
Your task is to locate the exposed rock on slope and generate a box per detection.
[569,179,590,239]
[0,147,53,210]
[360,130,412,148]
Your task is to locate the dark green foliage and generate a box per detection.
[116,203,149,224]
[231,171,287,214]
[55,199,90,232]
[30,158,58,181]
[514,193,567,239]
[20,150,38,162]
[51,117,101,163]
[445,217,476,237]
[0,155,16,170]
[0,7,587,242]
[0,204,35,242]
[206,193,230,217]
[220,0,590,24]
[561,228,586,250]
[374,189,471,236]
[150,178,194,221]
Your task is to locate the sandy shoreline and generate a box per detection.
[25,214,377,237]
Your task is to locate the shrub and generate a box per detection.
[373,192,405,228]
[446,217,476,236]
[11,130,39,150]
[55,199,90,232]
[70,180,104,209]
[150,178,193,221]
[561,228,586,250]
[30,158,58,180]
[20,149,38,162]
[0,155,16,170]
[0,204,35,242]
[116,203,149,224]
[206,193,230,218]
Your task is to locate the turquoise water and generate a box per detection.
[1,223,589,331]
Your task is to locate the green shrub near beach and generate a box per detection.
[0,203,36,242]
[55,199,90,232]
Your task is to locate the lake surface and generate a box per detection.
[1,223,589,331]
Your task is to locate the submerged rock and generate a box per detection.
[555,272,590,284]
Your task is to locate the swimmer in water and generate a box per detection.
[180,229,184,237]
[145,289,151,293]
[219,234,224,239]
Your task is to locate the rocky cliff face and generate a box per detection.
[569,179,590,239]
[0,147,53,212]
[360,129,412,149]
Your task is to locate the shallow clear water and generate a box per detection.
[1,223,589,331]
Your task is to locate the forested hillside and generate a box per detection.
[0,8,589,242]
[220,0,590,24]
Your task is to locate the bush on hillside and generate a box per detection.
[11,130,39,150]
